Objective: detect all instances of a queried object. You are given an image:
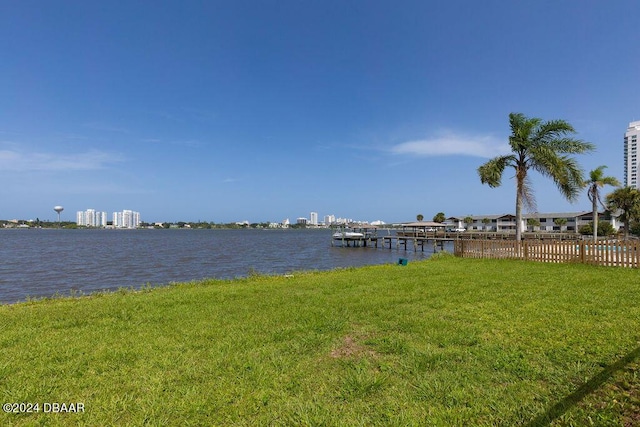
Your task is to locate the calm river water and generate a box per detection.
[0,228,452,304]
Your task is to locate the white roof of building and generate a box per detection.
[402,221,447,227]
[449,212,593,220]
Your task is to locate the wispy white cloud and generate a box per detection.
[390,131,510,159]
[0,149,126,172]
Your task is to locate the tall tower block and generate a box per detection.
[624,121,640,188]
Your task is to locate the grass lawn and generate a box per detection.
[1,256,639,426]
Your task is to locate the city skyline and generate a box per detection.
[12,205,621,228]
[1,2,638,223]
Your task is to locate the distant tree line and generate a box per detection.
[0,219,77,229]
[136,221,270,229]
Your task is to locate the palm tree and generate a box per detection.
[586,166,620,242]
[554,217,567,232]
[481,217,491,231]
[478,112,594,242]
[416,214,424,222]
[433,212,445,223]
[605,186,640,240]
[527,218,540,232]
[464,216,474,230]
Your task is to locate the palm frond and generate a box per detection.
[528,145,561,179]
[601,176,621,187]
[589,165,607,182]
[535,119,575,141]
[531,151,584,201]
[546,137,596,154]
[478,155,514,188]
[555,156,585,201]
[509,113,539,152]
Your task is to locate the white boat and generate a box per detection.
[332,231,364,239]
[331,225,379,247]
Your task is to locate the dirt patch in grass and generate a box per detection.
[330,335,377,359]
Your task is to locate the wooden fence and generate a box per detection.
[453,239,640,268]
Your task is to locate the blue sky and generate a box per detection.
[1,1,638,223]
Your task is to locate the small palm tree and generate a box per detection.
[481,217,491,231]
[606,186,640,240]
[586,166,620,242]
[554,217,568,232]
[527,218,540,232]
[463,216,473,230]
[433,212,445,223]
[478,112,594,242]
[416,214,424,222]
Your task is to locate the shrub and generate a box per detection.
[578,221,616,236]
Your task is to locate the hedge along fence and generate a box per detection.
[453,239,640,268]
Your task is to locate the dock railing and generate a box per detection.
[453,239,640,268]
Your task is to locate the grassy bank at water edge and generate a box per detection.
[1,256,639,426]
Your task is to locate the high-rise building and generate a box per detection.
[624,121,640,188]
[310,212,318,226]
[76,209,107,227]
[113,210,141,228]
[324,214,335,226]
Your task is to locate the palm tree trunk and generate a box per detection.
[592,193,598,243]
[624,219,630,241]
[515,183,523,254]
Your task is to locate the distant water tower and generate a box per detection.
[54,205,64,225]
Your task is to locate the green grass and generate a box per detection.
[1,256,639,426]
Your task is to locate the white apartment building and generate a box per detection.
[447,212,619,233]
[324,214,335,226]
[310,212,318,226]
[76,209,107,227]
[113,210,141,229]
[624,120,640,188]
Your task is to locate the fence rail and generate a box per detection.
[453,239,640,268]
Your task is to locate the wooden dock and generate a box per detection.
[381,236,450,252]
[331,224,381,248]
[331,235,379,248]
[332,234,454,252]
[331,222,582,252]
